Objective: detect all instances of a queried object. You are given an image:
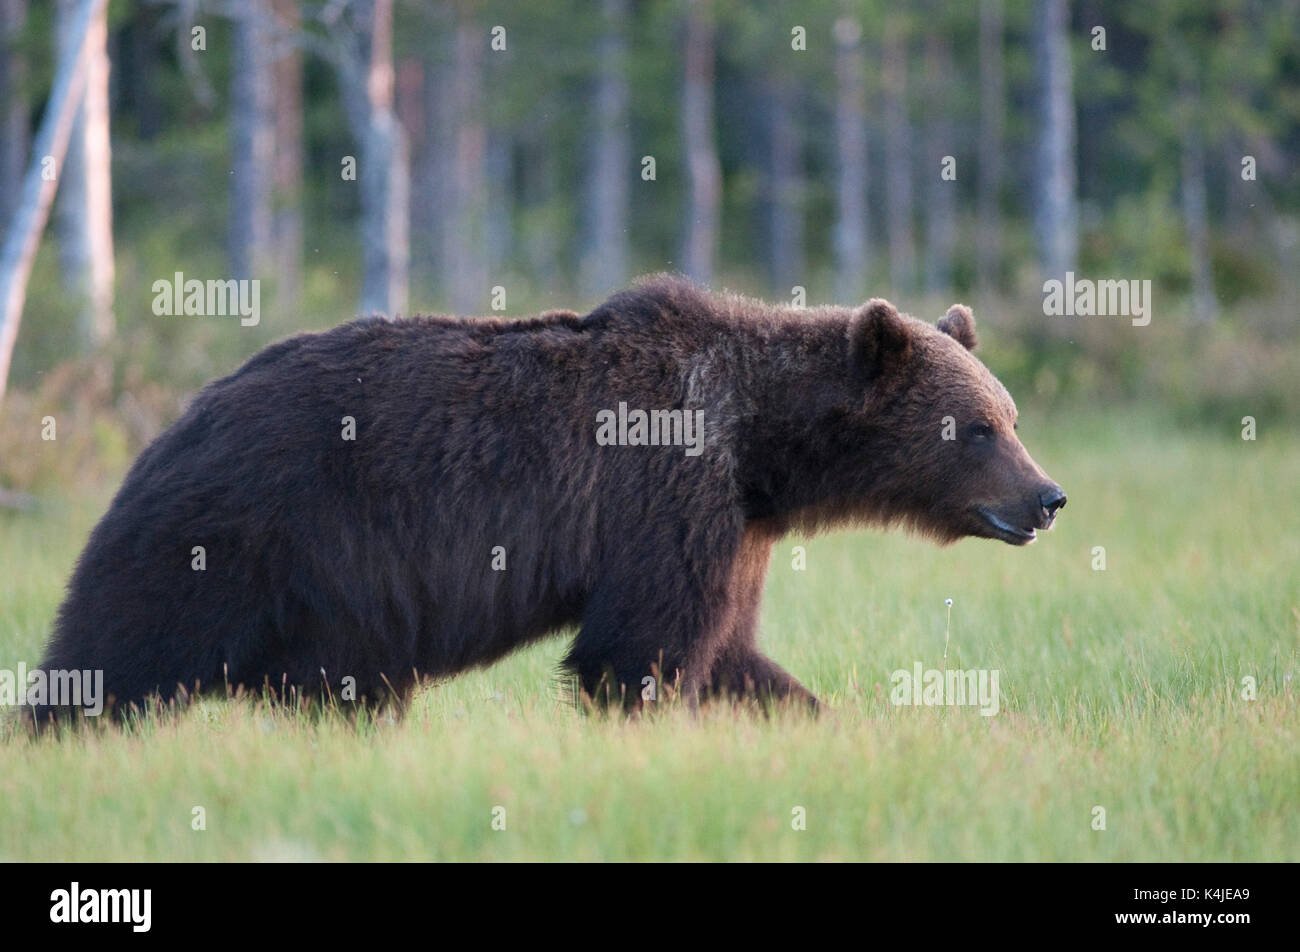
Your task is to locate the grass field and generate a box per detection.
[0,407,1296,861]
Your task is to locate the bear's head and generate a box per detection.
[840,299,1067,545]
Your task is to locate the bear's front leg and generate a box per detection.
[709,645,820,711]
[705,524,820,710]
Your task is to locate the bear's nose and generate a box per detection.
[1039,485,1067,516]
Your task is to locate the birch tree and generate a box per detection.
[270,0,303,313]
[581,0,630,299]
[442,12,484,314]
[768,73,803,295]
[228,0,273,281]
[882,14,914,294]
[0,0,108,402]
[833,13,869,303]
[681,0,720,286]
[0,0,28,232]
[54,0,114,350]
[977,0,1003,293]
[923,29,955,294]
[327,0,408,316]
[1032,0,1078,279]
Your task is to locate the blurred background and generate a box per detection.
[0,0,1297,496]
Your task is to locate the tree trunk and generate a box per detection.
[0,0,29,233]
[1180,105,1216,323]
[833,14,868,303]
[581,0,630,299]
[1032,0,1078,279]
[125,3,163,140]
[681,0,720,286]
[270,0,303,314]
[977,0,1003,294]
[1221,143,1249,233]
[443,14,485,314]
[0,0,107,403]
[882,15,914,295]
[418,31,451,297]
[54,0,113,351]
[360,0,408,316]
[229,0,273,280]
[923,31,954,294]
[394,55,427,293]
[768,75,803,296]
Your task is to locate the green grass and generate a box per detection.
[0,408,1296,861]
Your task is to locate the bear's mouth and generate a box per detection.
[975,507,1038,545]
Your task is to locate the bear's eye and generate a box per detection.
[968,422,995,441]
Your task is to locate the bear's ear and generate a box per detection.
[937,304,978,351]
[850,298,912,376]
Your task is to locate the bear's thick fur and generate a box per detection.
[32,275,1064,720]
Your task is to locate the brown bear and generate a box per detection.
[29,274,1064,721]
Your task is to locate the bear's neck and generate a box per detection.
[734,311,898,533]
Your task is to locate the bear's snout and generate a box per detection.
[1039,484,1067,523]
[972,479,1066,546]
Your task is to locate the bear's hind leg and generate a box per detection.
[566,587,729,710]
[563,522,744,711]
